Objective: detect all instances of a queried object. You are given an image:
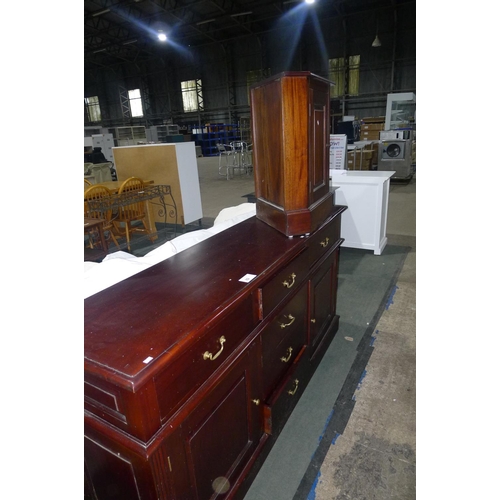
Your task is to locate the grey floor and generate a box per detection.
[195,156,416,500]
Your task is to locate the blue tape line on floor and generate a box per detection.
[370,329,380,346]
[332,432,341,445]
[357,369,367,389]
[318,409,335,443]
[307,470,321,500]
[385,285,399,310]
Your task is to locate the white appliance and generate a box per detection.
[380,129,413,141]
[378,139,412,179]
[381,140,406,160]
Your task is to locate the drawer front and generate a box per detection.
[154,296,257,424]
[84,379,127,428]
[260,249,309,316]
[261,285,308,396]
[263,345,311,436]
[84,375,162,442]
[308,215,341,267]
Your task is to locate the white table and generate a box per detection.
[330,170,395,255]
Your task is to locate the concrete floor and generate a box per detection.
[196,155,256,219]
[195,156,416,500]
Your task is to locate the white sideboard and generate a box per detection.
[330,171,395,255]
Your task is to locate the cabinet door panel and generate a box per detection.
[309,252,335,348]
[181,343,262,500]
[309,80,330,204]
[84,437,142,500]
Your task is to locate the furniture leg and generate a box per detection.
[145,201,158,241]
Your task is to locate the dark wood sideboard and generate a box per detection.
[84,207,346,500]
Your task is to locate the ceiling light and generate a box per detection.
[157,31,167,42]
[305,0,315,4]
[231,11,253,17]
[196,19,215,25]
[92,8,110,17]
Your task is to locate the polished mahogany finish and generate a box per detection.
[250,71,335,236]
[85,207,346,500]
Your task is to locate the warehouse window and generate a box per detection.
[128,89,144,117]
[85,96,101,122]
[328,56,360,97]
[181,79,203,112]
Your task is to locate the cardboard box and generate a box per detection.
[361,116,385,124]
[347,158,371,170]
[361,123,385,131]
[361,131,381,140]
[347,148,374,170]
[348,148,373,159]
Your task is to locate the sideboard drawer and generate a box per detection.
[260,249,309,316]
[261,285,308,396]
[263,345,310,436]
[154,296,256,424]
[308,215,341,267]
[84,379,127,429]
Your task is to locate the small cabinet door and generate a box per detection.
[308,77,330,205]
[176,341,263,500]
[309,248,340,354]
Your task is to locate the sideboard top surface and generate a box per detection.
[84,216,305,385]
[85,208,345,388]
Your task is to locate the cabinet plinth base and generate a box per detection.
[256,191,335,237]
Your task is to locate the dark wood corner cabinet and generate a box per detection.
[84,207,345,500]
[250,71,335,237]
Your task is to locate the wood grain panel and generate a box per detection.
[250,71,335,236]
[113,144,183,225]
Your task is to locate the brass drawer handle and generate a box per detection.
[279,314,296,329]
[320,237,330,248]
[280,347,293,363]
[203,336,226,361]
[252,399,260,406]
[282,273,296,289]
[288,379,299,396]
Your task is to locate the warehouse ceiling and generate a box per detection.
[84,0,410,70]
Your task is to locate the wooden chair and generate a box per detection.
[113,177,154,251]
[84,185,120,249]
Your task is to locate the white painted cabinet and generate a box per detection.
[330,171,395,255]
